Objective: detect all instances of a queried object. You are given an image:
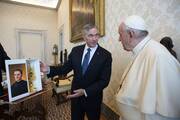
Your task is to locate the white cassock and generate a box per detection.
[116,36,180,120]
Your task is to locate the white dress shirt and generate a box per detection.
[82,44,98,97]
[81,44,98,65]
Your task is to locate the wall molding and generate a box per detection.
[15,28,47,62]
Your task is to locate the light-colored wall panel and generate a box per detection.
[0,2,58,64]
[16,29,47,62]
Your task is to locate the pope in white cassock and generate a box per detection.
[116,15,180,120]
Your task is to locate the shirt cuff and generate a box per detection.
[84,89,87,97]
[46,66,50,74]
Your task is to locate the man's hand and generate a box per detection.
[40,61,49,74]
[66,89,85,99]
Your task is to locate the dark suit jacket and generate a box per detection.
[0,43,10,95]
[48,44,112,102]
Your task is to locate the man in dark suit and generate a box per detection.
[41,24,112,120]
[0,43,10,96]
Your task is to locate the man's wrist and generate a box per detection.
[46,66,50,74]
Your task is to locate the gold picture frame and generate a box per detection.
[70,0,105,42]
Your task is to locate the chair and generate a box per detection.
[52,74,73,105]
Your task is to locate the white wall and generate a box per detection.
[0,2,58,64]
[57,0,180,115]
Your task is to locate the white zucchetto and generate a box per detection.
[124,15,147,31]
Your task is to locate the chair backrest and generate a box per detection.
[53,74,74,87]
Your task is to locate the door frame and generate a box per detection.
[15,28,47,62]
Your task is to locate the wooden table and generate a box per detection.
[0,93,13,120]
[0,84,51,120]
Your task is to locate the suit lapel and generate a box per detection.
[78,45,85,75]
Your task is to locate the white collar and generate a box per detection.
[84,44,98,51]
[132,36,150,57]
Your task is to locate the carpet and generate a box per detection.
[6,83,71,120]
[3,82,106,120]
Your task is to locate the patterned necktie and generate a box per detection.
[82,48,91,75]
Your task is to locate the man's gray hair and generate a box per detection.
[82,24,98,36]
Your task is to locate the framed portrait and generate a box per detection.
[70,0,105,42]
[5,59,42,102]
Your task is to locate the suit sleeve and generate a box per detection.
[85,53,112,97]
[0,43,10,71]
[47,48,74,78]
